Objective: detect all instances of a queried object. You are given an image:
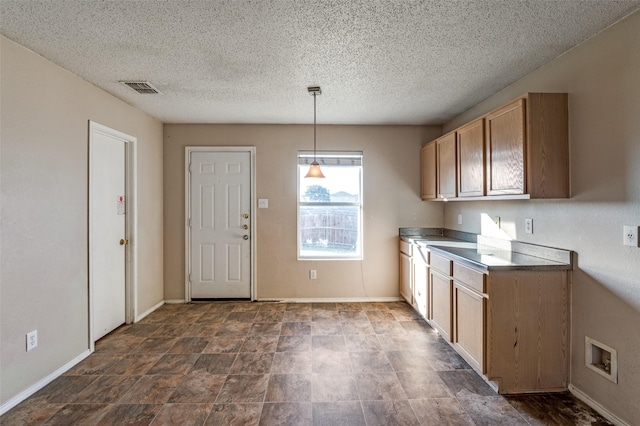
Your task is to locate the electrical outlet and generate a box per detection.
[493,216,501,228]
[457,214,463,225]
[309,270,317,280]
[26,330,38,351]
[525,218,533,234]
[623,225,639,247]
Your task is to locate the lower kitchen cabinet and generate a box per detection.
[429,269,452,342]
[399,240,413,303]
[453,282,485,373]
[412,246,429,318]
[399,238,569,394]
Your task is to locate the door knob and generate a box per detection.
[243,213,249,219]
[243,235,249,240]
[119,239,129,245]
[243,224,249,229]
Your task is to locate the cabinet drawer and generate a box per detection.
[453,262,486,293]
[430,253,452,275]
[400,239,413,256]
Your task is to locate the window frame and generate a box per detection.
[297,151,363,261]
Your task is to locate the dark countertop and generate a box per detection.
[401,235,572,272]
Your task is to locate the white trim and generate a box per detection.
[135,300,165,322]
[164,299,186,304]
[569,384,629,426]
[89,121,137,351]
[0,349,91,416]
[257,297,404,303]
[184,146,256,302]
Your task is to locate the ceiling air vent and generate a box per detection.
[119,81,162,94]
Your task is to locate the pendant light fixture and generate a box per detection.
[305,86,325,178]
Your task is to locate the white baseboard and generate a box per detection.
[569,384,628,426]
[164,299,186,305]
[256,297,404,303]
[135,300,165,322]
[0,349,92,416]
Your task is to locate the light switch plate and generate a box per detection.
[623,225,639,247]
[258,199,269,208]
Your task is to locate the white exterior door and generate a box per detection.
[188,150,252,299]
[90,128,127,340]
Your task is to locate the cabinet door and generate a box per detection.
[429,270,452,341]
[413,250,429,319]
[457,118,485,197]
[485,98,526,195]
[421,142,437,200]
[400,252,412,303]
[437,133,457,199]
[453,283,485,373]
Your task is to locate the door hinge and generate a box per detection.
[188,218,192,227]
[189,162,192,173]
[188,273,191,283]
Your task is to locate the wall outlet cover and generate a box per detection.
[623,225,639,247]
[525,218,533,234]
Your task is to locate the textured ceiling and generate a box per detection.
[1,1,639,125]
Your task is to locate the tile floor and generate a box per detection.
[1,301,612,425]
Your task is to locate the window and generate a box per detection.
[298,152,363,260]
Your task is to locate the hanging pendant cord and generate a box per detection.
[313,92,317,163]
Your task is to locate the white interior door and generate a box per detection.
[188,150,251,299]
[90,129,127,340]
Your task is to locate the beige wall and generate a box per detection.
[441,11,640,423]
[164,124,442,300]
[0,36,164,405]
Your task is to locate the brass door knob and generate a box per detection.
[243,224,249,229]
[119,239,129,245]
[243,235,249,240]
[243,214,249,219]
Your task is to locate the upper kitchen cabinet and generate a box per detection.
[485,93,569,198]
[436,132,457,199]
[421,92,569,202]
[457,118,485,197]
[420,142,437,200]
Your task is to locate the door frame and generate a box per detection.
[88,121,137,351]
[185,146,256,302]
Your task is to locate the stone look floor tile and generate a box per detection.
[146,354,199,375]
[168,371,226,403]
[265,374,312,402]
[312,350,352,374]
[216,374,269,403]
[192,353,237,374]
[271,352,312,374]
[203,336,245,353]
[241,336,279,352]
[42,403,112,425]
[280,321,311,336]
[150,403,213,426]
[349,351,393,373]
[0,301,614,426]
[312,401,366,426]
[230,352,274,374]
[361,400,420,426]
[259,402,312,426]
[71,375,141,404]
[205,403,262,426]
[96,403,161,426]
[458,396,529,426]
[311,374,359,402]
[105,353,163,375]
[355,372,407,401]
[410,398,475,426]
[397,371,452,399]
[118,375,183,404]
